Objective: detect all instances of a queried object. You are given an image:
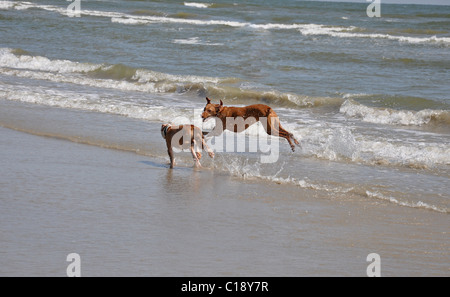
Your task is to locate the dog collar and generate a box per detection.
[162,124,170,138]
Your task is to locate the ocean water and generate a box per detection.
[0,0,449,214]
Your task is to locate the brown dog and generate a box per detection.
[161,124,214,168]
[201,97,300,152]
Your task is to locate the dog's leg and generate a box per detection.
[190,142,202,168]
[291,133,300,146]
[202,138,215,158]
[166,138,176,168]
[265,113,297,152]
[168,148,175,168]
[273,116,300,147]
[279,126,300,151]
[283,133,296,152]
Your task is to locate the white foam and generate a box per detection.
[3,67,173,94]
[184,2,212,8]
[0,85,184,123]
[133,68,223,84]
[340,99,449,126]
[0,48,97,73]
[111,17,151,25]
[293,124,450,167]
[0,1,15,9]
[250,23,309,30]
[172,37,224,46]
[360,140,450,167]
[297,24,450,45]
[109,13,247,28]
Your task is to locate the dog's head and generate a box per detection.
[161,123,170,139]
[201,97,223,122]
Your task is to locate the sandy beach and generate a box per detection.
[0,103,448,277]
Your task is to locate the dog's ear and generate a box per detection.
[217,100,225,113]
[206,97,211,104]
[216,100,224,113]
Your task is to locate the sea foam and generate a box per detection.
[340,99,450,126]
[184,2,213,8]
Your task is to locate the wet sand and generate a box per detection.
[0,123,448,276]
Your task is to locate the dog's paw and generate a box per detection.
[209,152,215,158]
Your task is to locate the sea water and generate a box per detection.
[1,0,449,211]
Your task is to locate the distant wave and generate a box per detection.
[111,17,151,25]
[184,2,213,8]
[5,1,449,46]
[296,24,450,45]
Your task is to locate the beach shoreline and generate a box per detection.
[0,103,448,276]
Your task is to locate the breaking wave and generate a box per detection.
[297,24,450,45]
[340,99,450,126]
[296,126,450,168]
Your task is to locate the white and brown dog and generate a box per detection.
[161,124,214,168]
